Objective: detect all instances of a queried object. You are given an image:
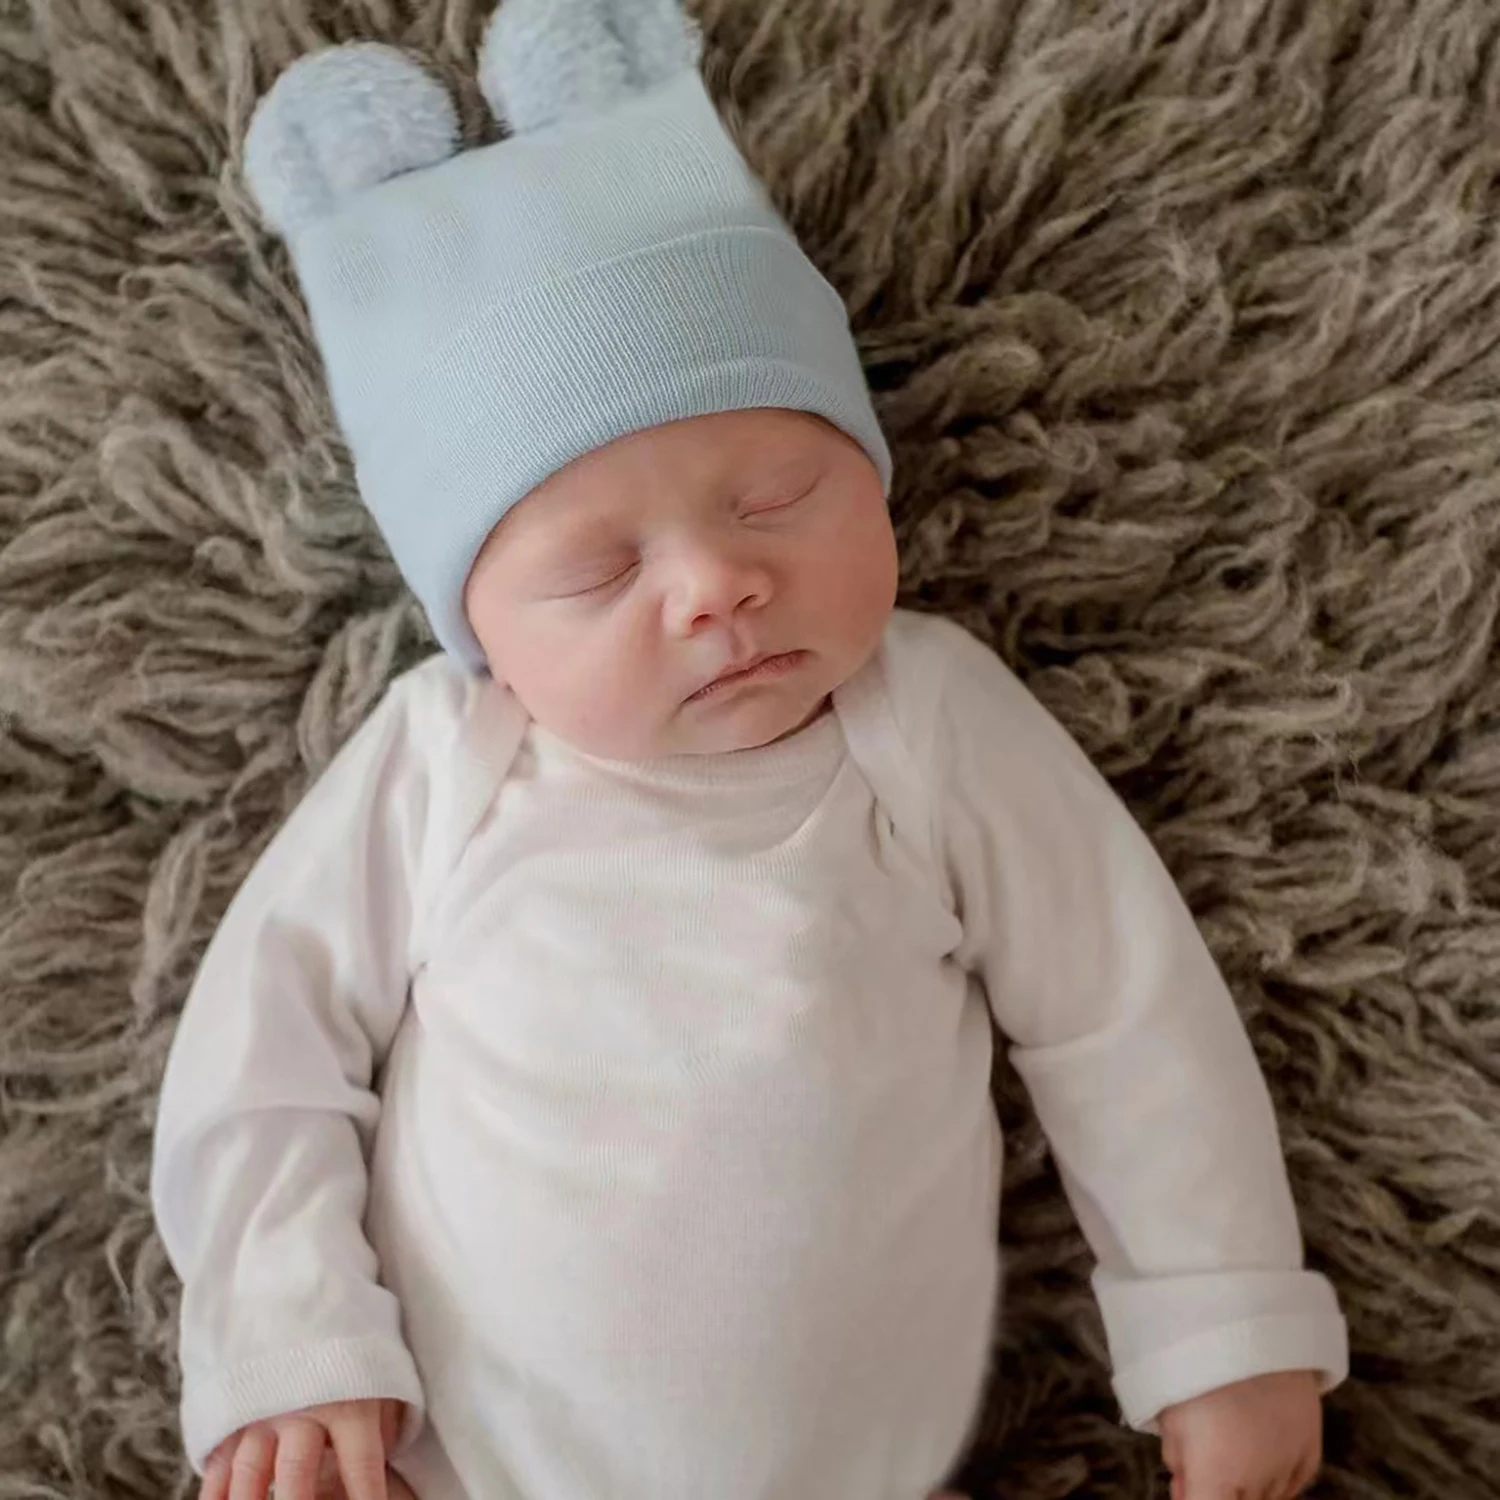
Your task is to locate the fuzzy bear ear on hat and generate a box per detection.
[244,41,460,236]
[479,0,702,135]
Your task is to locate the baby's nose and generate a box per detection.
[665,547,773,633]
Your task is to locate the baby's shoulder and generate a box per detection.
[385,650,474,715]
[377,653,525,774]
[369,655,527,875]
[882,609,990,681]
[882,608,1021,695]
[878,608,1027,738]
[877,609,1088,788]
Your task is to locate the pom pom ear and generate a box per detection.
[245,42,460,236]
[479,0,630,134]
[604,0,702,89]
[479,0,701,135]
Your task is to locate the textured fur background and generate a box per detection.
[3,0,1500,1495]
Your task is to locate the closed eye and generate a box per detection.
[564,560,638,597]
[741,482,817,518]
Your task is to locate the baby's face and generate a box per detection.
[464,409,898,758]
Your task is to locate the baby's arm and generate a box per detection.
[929,621,1348,1435]
[151,660,474,1477]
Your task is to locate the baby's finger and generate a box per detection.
[1179,1475,1244,1500]
[1289,1449,1322,1494]
[199,1437,237,1500]
[227,1426,277,1500]
[385,1472,421,1500]
[328,1415,389,1500]
[271,1418,328,1500]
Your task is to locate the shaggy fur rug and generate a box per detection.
[4,0,1500,1495]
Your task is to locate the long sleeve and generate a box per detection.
[929,618,1348,1430]
[150,657,478,1471]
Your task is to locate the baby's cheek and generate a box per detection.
[484,626,549,703]
[821,504,897,645]
[475,613,578,721]
[557,673,627,743]
[589,647,676,749]
[522,645,592,722]
[528,630,660,754]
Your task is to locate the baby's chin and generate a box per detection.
[670,692,832,756]
[542,685,830,760]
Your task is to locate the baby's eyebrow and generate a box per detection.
[734,471,819,507]
[526,514,628,556]
[739,452,826,490]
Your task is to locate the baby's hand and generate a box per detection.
[198,1397,405,1500]
[1159,1370,1323,1500]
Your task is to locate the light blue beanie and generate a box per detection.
[243,0,892,670]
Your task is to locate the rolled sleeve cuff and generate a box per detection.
[1099,1269,1348,1432]
[182,1333,427,1473]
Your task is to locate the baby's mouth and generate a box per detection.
[687,650,808,702]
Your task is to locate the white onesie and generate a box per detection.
[151,609,1348,1500]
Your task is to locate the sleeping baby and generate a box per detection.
[150,2,1349,1498]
